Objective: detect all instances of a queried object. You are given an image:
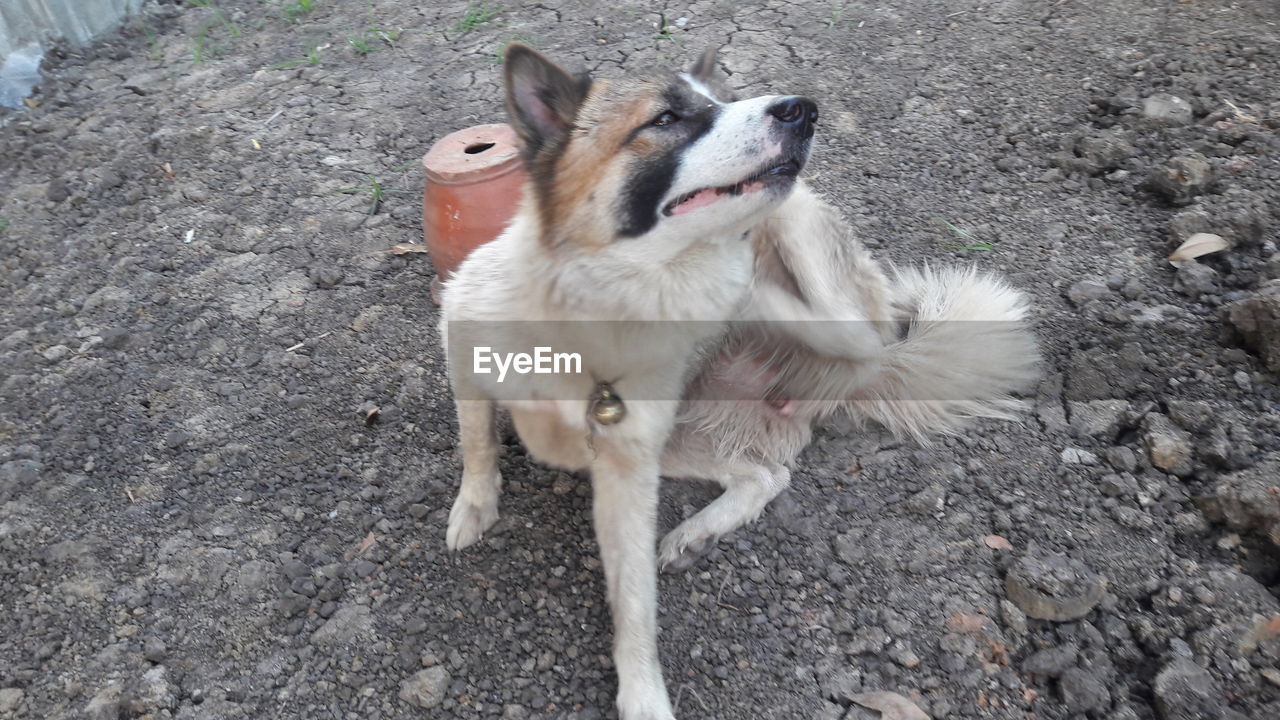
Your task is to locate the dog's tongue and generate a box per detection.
[669,188,721,216]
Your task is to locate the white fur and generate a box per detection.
[441,104,1038,720]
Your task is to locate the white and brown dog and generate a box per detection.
[439,45,1038,719]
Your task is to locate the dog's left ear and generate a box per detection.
[688,47,721,82]
[504,44,591,158]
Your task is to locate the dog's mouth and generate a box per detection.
[662,158,802,217]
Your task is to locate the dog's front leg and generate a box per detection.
[446,392,502,551]
[591,404,676,720]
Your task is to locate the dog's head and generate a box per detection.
[503,45,817,247]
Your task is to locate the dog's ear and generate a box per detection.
[688,47,721,82]
[503,44,591,156]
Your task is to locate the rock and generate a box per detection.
[0,688,23,714]
[399,666,450,709]
[1022,643,1079,677]
[1142,93,1194,125]
[1061,447,1099,465]
[1225,281,1280,373]
[1148,154,1215,206]
[1066,279,1112,307]
[844,626,890,655]
[310,604,374,647]
[1196,453,1280,547]
[1068,400,1128,439]
[1099,473,1140,497]
[1142,413,1193,476]
[1074,132,1136,174]
[143,637,167,664]
[1153,658,1221,720]
[1173,261,1219,298]
[1166,400,1213,432]
[1106,446,1139,472]
[1005,552,1107,622]
[1263,252,1280,282]
[817,661,861,702]
[904,484,946,514]
[1060,667,1111,713]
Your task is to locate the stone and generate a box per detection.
[1106,446,1139,472]
[1173,261,1219,298]
[1142,413,1194,476]
[310,604,374,647]
[0,688,23,714]
[399,666,450,709]
[1153,658,1220,720]
[1022,643,1079,677]
[1061,448,1099,465]
[904,484,946,514]
[1005,552,1107,622]
[1142,93,1194,125]
[1060,667,1111,713]
[1148,154,1216,206]
[1225,281,1280,373]
[1196,453,1280,547]
[1068,400,1128,439]
[1066,279,1112,307]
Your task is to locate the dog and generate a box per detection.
[438,44,1039,720]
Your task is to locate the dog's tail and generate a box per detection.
[840,265,1039,443]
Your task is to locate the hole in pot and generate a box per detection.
[464,142,495,154]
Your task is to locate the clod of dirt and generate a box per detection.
[1142,413,1194,477]
[1004,552,1107,622]
[1196,453,1280,547]
[1173,261,1220,298]
[1225,281,1280,373]
[1059,667,1112,713]
[1152,657,1232,720]
[1147,154,1216,206]
[398,666,450,709]
[1166,188,1270,251]
[1142,93,1194,126]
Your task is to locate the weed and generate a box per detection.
[454,2,501,38]
[187,1,241,39]
[338,175,413,215]
[270,41,324,69]
[654,12,674,41]
[186,0,241,62]
[0,217,9,233]
[823,3,848,31]
[283,0,315,23]
[349,3,402,55]
[935,217,995,251]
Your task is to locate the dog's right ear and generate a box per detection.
[503,44,591,157]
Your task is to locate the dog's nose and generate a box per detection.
[767,96,818,137]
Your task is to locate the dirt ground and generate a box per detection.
[2,1,1279,719]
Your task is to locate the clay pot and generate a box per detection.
[422,123,527,304]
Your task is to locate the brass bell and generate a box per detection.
[589,383,626,425]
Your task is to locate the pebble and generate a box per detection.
[143,637,167,663]
[904,484,946,514]
[1066,279,1112,307]
[310,604,373,647]
[1147,154,1215,206]
[1106,446,1139,472]
[399,666,450,709]
[1059,667,1111,713]
[1153,658,1220,720]
[1005,552,1107,621]
[1141,413,1193,476]
[1173,261,1219,298]
[1142,93,1194,125]
[1061,448,1099,465]
[1068,400,1128,439]
[1022,643,1079,677]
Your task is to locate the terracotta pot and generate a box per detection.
[422,123,527,304]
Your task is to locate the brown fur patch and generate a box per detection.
[527,76,689,248]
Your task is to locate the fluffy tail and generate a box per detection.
[841,265,1040,443]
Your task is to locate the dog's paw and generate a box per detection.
[617,690,676,720]
[445,494,499,551]
[658,522,718,573]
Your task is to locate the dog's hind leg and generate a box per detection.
[657,449,790,572]
[446,395,503,551]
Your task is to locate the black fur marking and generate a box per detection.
[617,80,719,238]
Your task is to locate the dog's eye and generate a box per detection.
[650,111,680,127]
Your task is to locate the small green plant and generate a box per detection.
[454,2,500,38]
[186,0,240,62]
[338,175,413,215]
[349,2,401,55]
[0,217,9,233]
[653,12,674,41]
[935,217,995,251]
[283,0,315,23]
[823,3,848,31]
[270,40,325,69]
